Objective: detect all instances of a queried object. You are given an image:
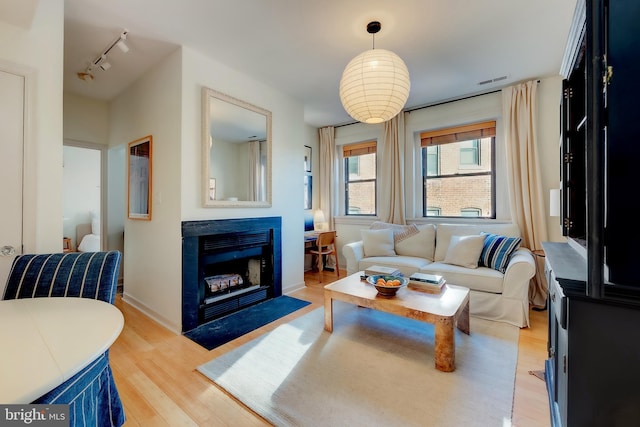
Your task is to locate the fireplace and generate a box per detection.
[181,217,282,332]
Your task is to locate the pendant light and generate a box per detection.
[339,21,410,124]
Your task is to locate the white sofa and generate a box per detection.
[342,223,536,327]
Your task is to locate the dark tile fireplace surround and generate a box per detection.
[182,217,282,332]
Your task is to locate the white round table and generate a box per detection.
[0,297,124,403]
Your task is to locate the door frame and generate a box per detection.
[63,139,108,251]
[0,60,35,252]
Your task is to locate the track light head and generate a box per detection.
[77,71,94,82]
[116,39,129,53]
[100,61,111,71]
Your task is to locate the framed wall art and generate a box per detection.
[304,175,312,210]
[304,145,312,173]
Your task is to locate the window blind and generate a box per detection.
[420,120,496,147]
[343,140,376,157]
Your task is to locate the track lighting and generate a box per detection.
[77,29,129,81]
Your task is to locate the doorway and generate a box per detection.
[63,141,107,253]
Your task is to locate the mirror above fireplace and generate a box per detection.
[201,87,272,207]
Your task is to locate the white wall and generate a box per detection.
[63,92,109,144]
[0,0,64,253]
[180,47,307,300]
[110,48,183,332]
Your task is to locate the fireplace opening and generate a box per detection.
[182,217,282,332]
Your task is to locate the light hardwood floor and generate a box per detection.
[111,271,550,426]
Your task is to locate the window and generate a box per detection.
[423,145,439,176]
[459,140,480,166]
[460,208,482,217]
[343,141,376,215]
[420,121,495,218]
[426,207,441,216]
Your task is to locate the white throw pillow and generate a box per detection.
[443,235,485,269]
[361,228,396,257]
[395,224,436,261]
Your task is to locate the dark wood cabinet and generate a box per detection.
[545,0,640,425]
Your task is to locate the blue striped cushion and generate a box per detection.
[3,251,121,304]
[479,232,521,273]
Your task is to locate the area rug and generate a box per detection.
[198,301,520,426]
[184,296,310,350]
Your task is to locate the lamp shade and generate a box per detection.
[313,209,327,231]
[339,48,410,124]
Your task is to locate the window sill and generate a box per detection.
[334,216,380,227]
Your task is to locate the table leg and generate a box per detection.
[435,317,455,372]
[456,300,470,335]
[324,291,333,332]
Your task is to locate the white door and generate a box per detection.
[0,69,24,287]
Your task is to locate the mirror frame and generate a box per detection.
[128,135,152,220]
[202,87,272,208]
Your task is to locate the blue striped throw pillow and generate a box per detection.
[479,232,521,273]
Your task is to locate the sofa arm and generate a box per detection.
[502,248,536,300]
[343,241,365,275]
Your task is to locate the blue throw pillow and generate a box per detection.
[479,232,521,273]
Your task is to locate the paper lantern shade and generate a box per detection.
[339,48,410,124]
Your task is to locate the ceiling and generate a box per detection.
[62,0,577,128]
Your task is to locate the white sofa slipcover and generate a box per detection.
[342,223,536,327]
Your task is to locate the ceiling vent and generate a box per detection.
[478,75,508,85]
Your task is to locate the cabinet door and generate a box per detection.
[561,57,587,241]
[604,0,640,286]
[556,326,568,427]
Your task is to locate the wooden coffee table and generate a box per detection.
[324,272,470,372]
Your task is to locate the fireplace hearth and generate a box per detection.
[182,217,282,332]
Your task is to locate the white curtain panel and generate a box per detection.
[318,126,336,230]
[502,80,549,308]
[381,113,407,224]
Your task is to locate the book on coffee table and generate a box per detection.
[408,272,446,294]
[409,272,444,284]
[363,265,401,278]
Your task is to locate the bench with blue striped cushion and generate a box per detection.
[2,251,125,427]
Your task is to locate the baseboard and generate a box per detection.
[284,281,307,295]
[122,292,181,334]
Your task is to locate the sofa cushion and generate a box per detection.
[434,223,521,261]
[359,256,431,277]
[443,235,485,268]
[361,228,396,257]
[395,224,436,261]
[479,232,522,273]
[369,221,420,243]
[420,262,504,293]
